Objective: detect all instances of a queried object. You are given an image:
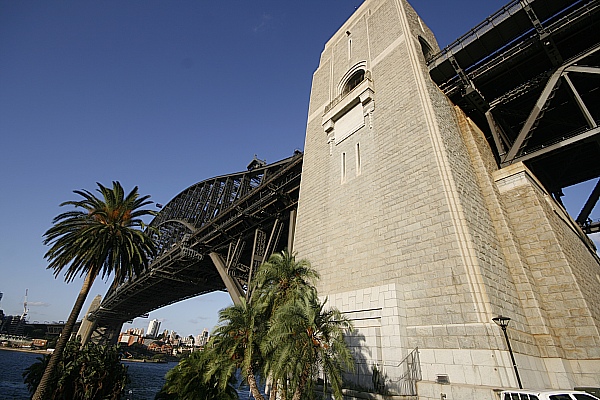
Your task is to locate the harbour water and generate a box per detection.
[0,349,172,399]
[0,349,41,398]
[0,348,258,399]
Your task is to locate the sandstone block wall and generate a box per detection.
[294,0,600,397]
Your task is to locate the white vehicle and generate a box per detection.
[501,390,600,400]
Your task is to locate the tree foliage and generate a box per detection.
[208,297,266,400]
[250,250,319,315]
[33,182,157,400]
[155,349,237,400]
[24,339,129,400]
[263,296,354,400]
[158,251,355,400]
[43,181,157,283]
[212,250,354,400]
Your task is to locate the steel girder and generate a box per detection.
[89,152,303,327]
[428,0,600,232]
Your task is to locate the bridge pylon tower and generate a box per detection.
[293,0,600,398]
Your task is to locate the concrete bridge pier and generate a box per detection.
[88,322,123,345]
[76,294,102,345]
[79,294,124,345]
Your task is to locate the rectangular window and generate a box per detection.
[348,38,352,59]
[356,142,361,175]
[341,152,346,182]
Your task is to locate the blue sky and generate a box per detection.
[1,0,597,338]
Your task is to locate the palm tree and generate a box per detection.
[208,252,352,400]
[33,182,157,400]
[250,251,319,400]
[208,298,266,400]
[156,349,238,400]
[250,250,319,314]
[263,296,354,400]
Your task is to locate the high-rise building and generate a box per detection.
[146,319,161,339]
[196,328,210,347]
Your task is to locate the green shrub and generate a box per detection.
[155,350,238,400]
[23,339,129,399]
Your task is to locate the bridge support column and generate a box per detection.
[209,252,244,305]
[76,294,102,345]
[88,322,123,345]
[287,209,296,253]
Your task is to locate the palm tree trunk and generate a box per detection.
[281,379,288,400]
[269,379,278,400]
[32,270,97,400]
[246,366,265,400]
[291,367,310,400]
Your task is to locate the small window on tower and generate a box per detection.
[356,142,361,175]
[348,37,352,59]
[419,36,434,63]
[341,152,347,183]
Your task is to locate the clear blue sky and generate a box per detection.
[1,0,597,338]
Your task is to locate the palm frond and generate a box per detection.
[43,181,157,283]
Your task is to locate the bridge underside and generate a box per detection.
[87,153,303,341]
[428,0,600,231]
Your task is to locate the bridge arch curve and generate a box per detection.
[86,153,303,344]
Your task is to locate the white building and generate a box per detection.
[196,328,210,347]
[146,319,161,339]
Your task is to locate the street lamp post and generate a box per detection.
[493,315,523,389]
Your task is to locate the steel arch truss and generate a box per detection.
[90,152,303,330]
[428,0,600,233]
[488,45,600,168]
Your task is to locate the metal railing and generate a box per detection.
[388,347,422,396]
[343,347,421,396]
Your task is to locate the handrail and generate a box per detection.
[385,347,422,396]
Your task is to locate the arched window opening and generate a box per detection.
[343,69,365,96]
[419,36,434,63]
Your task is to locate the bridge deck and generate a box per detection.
[428,0,600,198]
[92,152,303,325]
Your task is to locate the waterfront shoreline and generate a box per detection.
[0,347,176,364]
[0,346,49,355]
[122,358,174,364]
[0,349,174,399]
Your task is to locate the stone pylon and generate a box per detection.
[77,294,102,345]
[293,0,600,398]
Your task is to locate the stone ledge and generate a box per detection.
[341,388,417,400]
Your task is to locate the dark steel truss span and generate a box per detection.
[90,152,303,326]
[428,0,600,233]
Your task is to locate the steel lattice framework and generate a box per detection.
[428,0,600,232]
[89,152,303,328]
